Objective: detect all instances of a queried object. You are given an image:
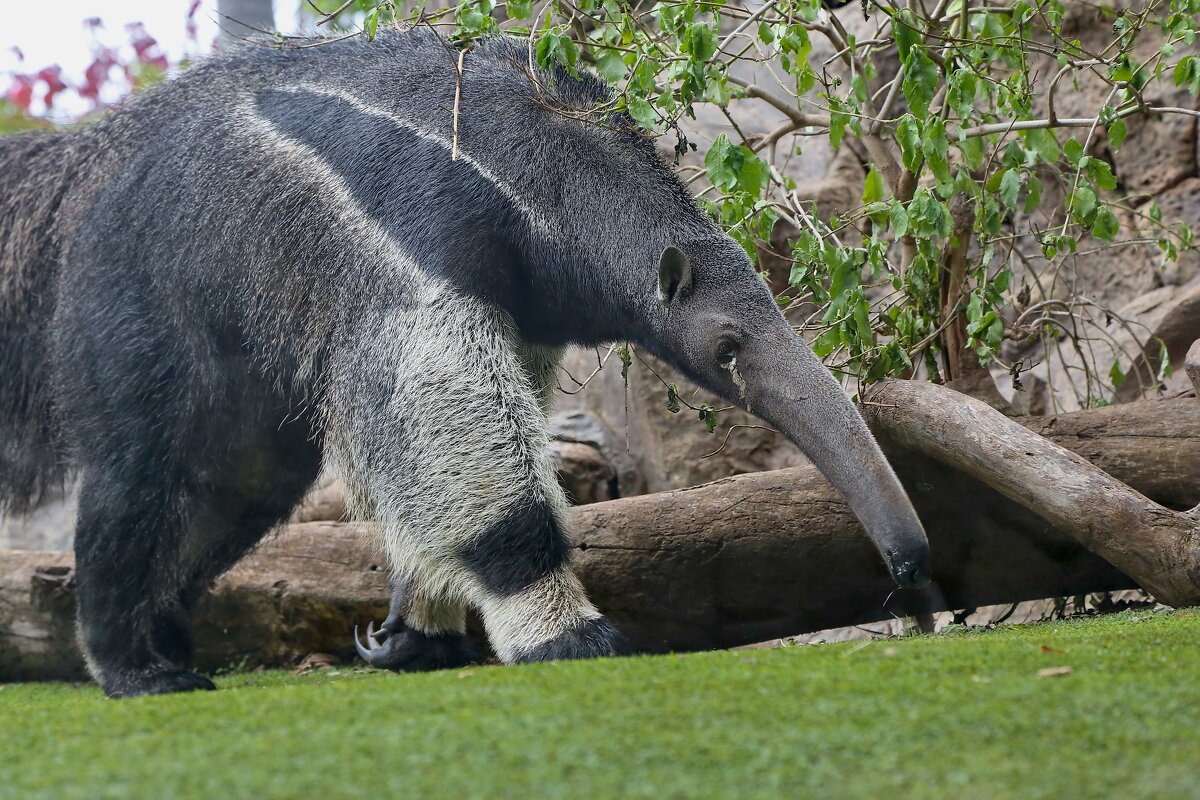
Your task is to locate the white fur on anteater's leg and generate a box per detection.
[478,568,601,662]
[382,341,563,646]
[325,289,622,664]
[401,583,467,636]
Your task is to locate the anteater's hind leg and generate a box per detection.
[73,463,217,697]
[73,377,320,698]
[148,403,323,671]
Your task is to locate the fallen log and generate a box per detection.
[863,380,1200,606]
[3,394,1200,681]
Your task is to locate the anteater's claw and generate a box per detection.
[353,620,479,672]
[354,625,375,663]
[367,620,387,649]
[355,621,394,667]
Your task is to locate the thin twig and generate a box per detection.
[452,48,465,161]
[700,424,778,459]
[316,0,357,27]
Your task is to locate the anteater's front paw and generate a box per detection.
[104,668,216,699]
[354,622,480,672]
[514,615,630,663]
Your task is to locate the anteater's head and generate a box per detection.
[650,236,929,588]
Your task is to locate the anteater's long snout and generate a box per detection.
[740,332,930,588]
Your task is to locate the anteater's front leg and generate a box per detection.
[327,295,624,667]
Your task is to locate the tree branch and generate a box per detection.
[959,105,1200,139]
[863,380,1200,607]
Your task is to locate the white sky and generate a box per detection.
[1,0,308,118]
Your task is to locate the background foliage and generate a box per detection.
[312,0,1200,408]
[7,1,1200,410]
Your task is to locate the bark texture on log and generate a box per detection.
[5,394,1199,681]
[1,523,391,682]
[1015,394,1200,510]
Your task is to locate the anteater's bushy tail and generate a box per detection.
[0,130,75,513]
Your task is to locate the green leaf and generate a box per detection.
[901,47,938,120]
[627,96,657,129]
[1109,359,1126,389]
[1071,186,1097,221]
[779,24,812,63]
[704,134,769,195]
[966,309,996,337]
[666,383,681,414]
[737,153,770,195]
[862,165,886,205]
[999,168,1020,210]
[896,114,922,172]
[851,74,869,104]
[1174,55,1199,94]
[705,135,740,188]
[1063,138,1084,164]
[535,30,579,69]
[706,74,731,106]
[507,0,532,19]
[1092,206,1119,241]
[892,8,921,62]
[1086,158,1118,190]
[618,346,632,381]
[1107,116,1127,150]
[1024,128,1060,164]
[956,134,984,170]
[947,69,977,119]
[683,23,718,61]
[1023,174,1042,214]
[811,327,842,358]
[829,110,849,149]
[595,50,626,82]
[922,117,950,185]
[794,63,816,95]
[1158,340,1174,382]
[890,201,910,238]
[457,0,488,32]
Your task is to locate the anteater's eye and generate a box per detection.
[716,339,738,365]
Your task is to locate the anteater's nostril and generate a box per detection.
[891,560,931,588]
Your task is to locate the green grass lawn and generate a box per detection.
[2,608,1197,800]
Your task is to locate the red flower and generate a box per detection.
[5,74,35,111]
[36,65,68,109]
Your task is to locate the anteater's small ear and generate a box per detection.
[657,246,692,307]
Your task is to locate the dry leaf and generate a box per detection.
[291,652,340,676]
[1037,666,1073,678]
